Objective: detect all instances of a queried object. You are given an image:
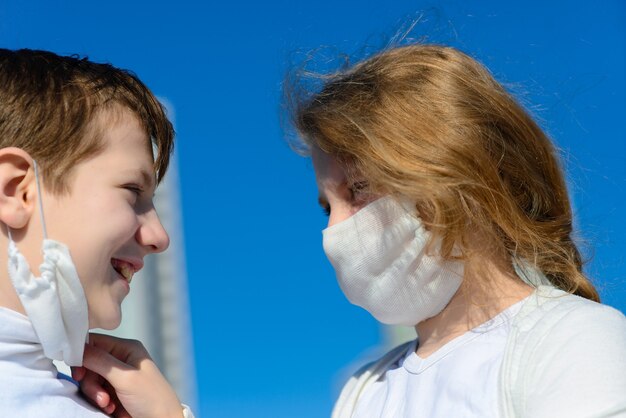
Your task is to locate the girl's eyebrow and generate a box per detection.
[318,196,328,208]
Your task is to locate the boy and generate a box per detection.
[0,48,191,417]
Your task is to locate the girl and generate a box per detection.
[286,44,626,417]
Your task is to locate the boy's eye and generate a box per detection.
[322,204,331,217]
[123,184,144,197]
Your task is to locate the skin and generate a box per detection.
[0,109,183,417]
[72,333,184,418]
[311,147,533,358]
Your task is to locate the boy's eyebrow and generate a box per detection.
[318,195,328,208]
[138,168,156,191]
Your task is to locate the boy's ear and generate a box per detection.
[0,148,37,230]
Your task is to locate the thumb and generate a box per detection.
[82,343,133,386]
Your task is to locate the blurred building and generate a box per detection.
[383,325,416,349]
[108,152,197,411]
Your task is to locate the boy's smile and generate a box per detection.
[111,257,142,285]
[25,108,170,329]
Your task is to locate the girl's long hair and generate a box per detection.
[285,44,598,301]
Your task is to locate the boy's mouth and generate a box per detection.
[111,258,138,284]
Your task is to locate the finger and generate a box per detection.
[88,333,148,363]
[101,380,117,415]
[82,343,133,386]
[103,401,116,415]
[113,406,132,418]
[71,366,86,382]
[115,409,132,418]
[106,385,130,418]
[79,369,110,409]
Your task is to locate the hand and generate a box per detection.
[72,333,183,418]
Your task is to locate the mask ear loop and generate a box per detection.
[32,160,48,240]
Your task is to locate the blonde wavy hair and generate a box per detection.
[285,44,599,302]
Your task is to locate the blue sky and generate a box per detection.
[1,1,624,417]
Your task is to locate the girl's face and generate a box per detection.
[311,147,376,228]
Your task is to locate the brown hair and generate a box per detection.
[286,44,599,301]
[0,48,174,193]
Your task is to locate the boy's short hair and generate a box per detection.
[0,48,174,193]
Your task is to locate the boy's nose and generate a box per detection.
[136,209,170,254]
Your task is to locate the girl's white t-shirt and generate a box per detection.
[352,299,526,418]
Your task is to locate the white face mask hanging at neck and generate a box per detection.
[322,196,464,326]
[6,161,89,366]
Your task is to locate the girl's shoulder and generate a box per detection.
[502,287,626,417]
[332,341,413,418]
[513,285,626,340]
[501,286,626,417]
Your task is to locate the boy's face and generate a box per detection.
[39,110,170,329]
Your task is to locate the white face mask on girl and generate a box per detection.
[322,196,463,326]
[7,161,89,366]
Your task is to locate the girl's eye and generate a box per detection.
[322,204,331,217]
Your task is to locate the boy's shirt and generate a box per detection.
[0,307,106,417]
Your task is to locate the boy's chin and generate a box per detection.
[88,310,122,330]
